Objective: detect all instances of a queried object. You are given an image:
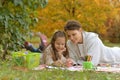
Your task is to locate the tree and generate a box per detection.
[34,0,113,37]
[105,0,120,42]
[0,0,48,60]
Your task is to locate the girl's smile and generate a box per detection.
[54,37,66,52]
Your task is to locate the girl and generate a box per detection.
[41,31,73,67]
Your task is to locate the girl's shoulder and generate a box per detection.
[46,45,52,50]
[44,45,53,54]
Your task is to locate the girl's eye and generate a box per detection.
[56,43,65,46]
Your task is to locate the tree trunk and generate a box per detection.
[2,43,8,60]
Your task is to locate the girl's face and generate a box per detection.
[54,37,66,52]
[66,29,83,44]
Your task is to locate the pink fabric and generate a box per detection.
[40,34,48,47]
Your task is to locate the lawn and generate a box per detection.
[0,60,120,80]
[0,37,120,80]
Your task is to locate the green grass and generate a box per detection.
[1,37,120,80]
[103,40,120,47]
[0,61,120,80]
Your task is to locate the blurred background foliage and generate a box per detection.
[0,0,120,60]
[0,1,120,79]
[32,0,120,43]
[0,0,48,60]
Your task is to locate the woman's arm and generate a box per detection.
[87,37,103,66]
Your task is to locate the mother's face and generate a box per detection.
[66,29,83,44]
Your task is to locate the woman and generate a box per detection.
[64,20,120,66]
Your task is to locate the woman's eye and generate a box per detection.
[72,33,76,36]
[67,35,70,38]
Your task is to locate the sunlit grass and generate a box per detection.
[104,41,120,47]
[1,36,120,80]
[0,61,120,80]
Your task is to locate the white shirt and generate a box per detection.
[67,31,120,66]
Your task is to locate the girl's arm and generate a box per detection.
[52,49,67,67]
[52,60,64,67]
[42,48,54,65]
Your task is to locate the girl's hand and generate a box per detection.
[58,47,66,55]
[66,58,74,67]
[53,60,63,67]
[34,64,46,70]
[57,47,66,59]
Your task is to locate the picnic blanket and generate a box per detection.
[33,64,120,73]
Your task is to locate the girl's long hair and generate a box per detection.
[51,31,69,61]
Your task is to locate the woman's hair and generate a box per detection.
[64,20,82,31]
[51,30,69,61]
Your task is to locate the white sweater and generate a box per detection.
[67,31,120,66]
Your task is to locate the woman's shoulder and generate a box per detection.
[83,31,98,39]
[67,40,76,47]
[67,40,73,45]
